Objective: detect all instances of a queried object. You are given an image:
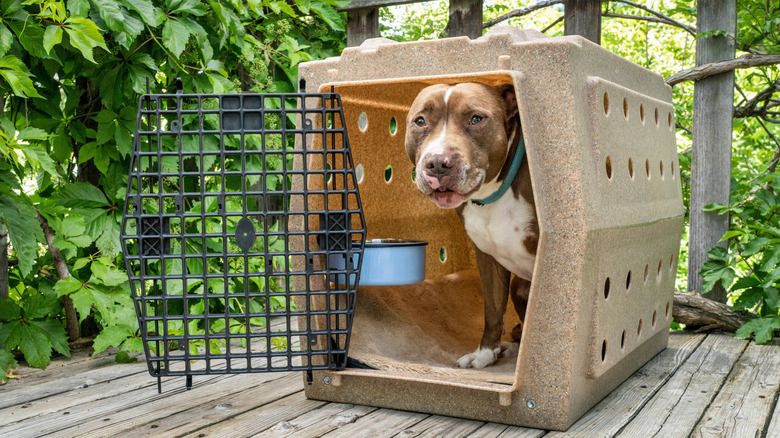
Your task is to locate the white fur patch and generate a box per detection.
[456,346,499,369]
[462,184,536,280]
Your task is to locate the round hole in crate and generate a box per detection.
[355,163,364,184]
[654,108,659,125]
[411,166,417,182]
[626,271,632,291]
[605,156,613,180]
[652,310,657,327]
[645,159,651,179]
[668,112,673,129]
[637,319,643,337]
[671,161,675,179]
[660,161,664,179]
[657,259,663,278]
[666,301,671,318]
[621,330,627,349]
[628,158,634,179]
[604,277,611,299]
[389,117,398,135]
[640,104,645,122]
[439,246,447,263]
[623,98,628,119]
[644,264,649,283]
[601,340,607,362]
[384,165,393,183]
[358,112,368,132]
[603,92,610,115]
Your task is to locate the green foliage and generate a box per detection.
[0,0,346,376]
[700,175,780,343]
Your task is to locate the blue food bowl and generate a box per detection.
[329,239,428,286]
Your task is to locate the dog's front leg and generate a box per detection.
[456,247,511,368]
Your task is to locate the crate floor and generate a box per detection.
[2,331,779,437]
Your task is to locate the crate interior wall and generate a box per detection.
[295,27,684,431]
[121,91,366,380]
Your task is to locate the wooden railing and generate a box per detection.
[339,0,602,47]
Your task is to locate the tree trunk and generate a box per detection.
[0,223,8,299]
[687,0,736,302]
[36,214,79,341]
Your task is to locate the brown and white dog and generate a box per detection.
[405,83,538,369]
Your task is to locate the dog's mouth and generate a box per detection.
[427,183,481,209]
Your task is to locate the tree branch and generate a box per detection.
[607,0,696,37]
[673,291,755,332]
[36,213,80,341]
[483,0,563,29]
[734,80,780,119]
[602,11,696,35]
[666,53,780,86]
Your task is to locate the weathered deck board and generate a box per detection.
[2,332,779,437]
[546,332,706,437]
[691,340,780,437]
[615,334,749,437]
[254,402,379,437]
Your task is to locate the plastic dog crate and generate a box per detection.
[121,83,366,387]
[295,27,684,431]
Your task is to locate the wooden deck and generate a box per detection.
[2,331,779,437]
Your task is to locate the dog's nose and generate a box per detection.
[425,155,454,178]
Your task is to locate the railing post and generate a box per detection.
[347,8,380,47]
[687,0,737,302]
[564,0,601,45]
[448,0,483,39]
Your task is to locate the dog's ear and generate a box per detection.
[499,84,519,119]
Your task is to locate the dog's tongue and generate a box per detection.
[430,190,466,208]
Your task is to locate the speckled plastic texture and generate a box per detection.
[292,26,684,431]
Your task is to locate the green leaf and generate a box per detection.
[0,25,13,57]
[735,316,780,344]
[91,261,128,287]
[115,349,138,363]
[0,55,42,98]
[93,0,127,33]
[43,25,63,54]
[22,293,58,319]
[702,202,729,213]
[63,17,109,63]
[32,319,70,357]
[743,237,773,258]
[0,348,19,383]
[17,322,56,369]
[121,0,158,26]
[55,182,109,208]
[0,194,43,277]
[93,323,134,354]
[161,18,190,58]
[700,257,736,293]
[0,297,20,319]
[67,0,90,16]
[54,276,85,297]
[311,3,345,32]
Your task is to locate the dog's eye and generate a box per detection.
[469,115,483,125]
[414,117,426,127]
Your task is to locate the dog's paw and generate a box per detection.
[500,341,520,359]
[455,347,500,368]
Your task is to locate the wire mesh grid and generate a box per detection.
[120,88,365,379]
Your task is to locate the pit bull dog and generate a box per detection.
[405,82,538,369]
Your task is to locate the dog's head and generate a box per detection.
[405,83,520,209]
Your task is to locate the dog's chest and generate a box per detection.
[462,194,536,280]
